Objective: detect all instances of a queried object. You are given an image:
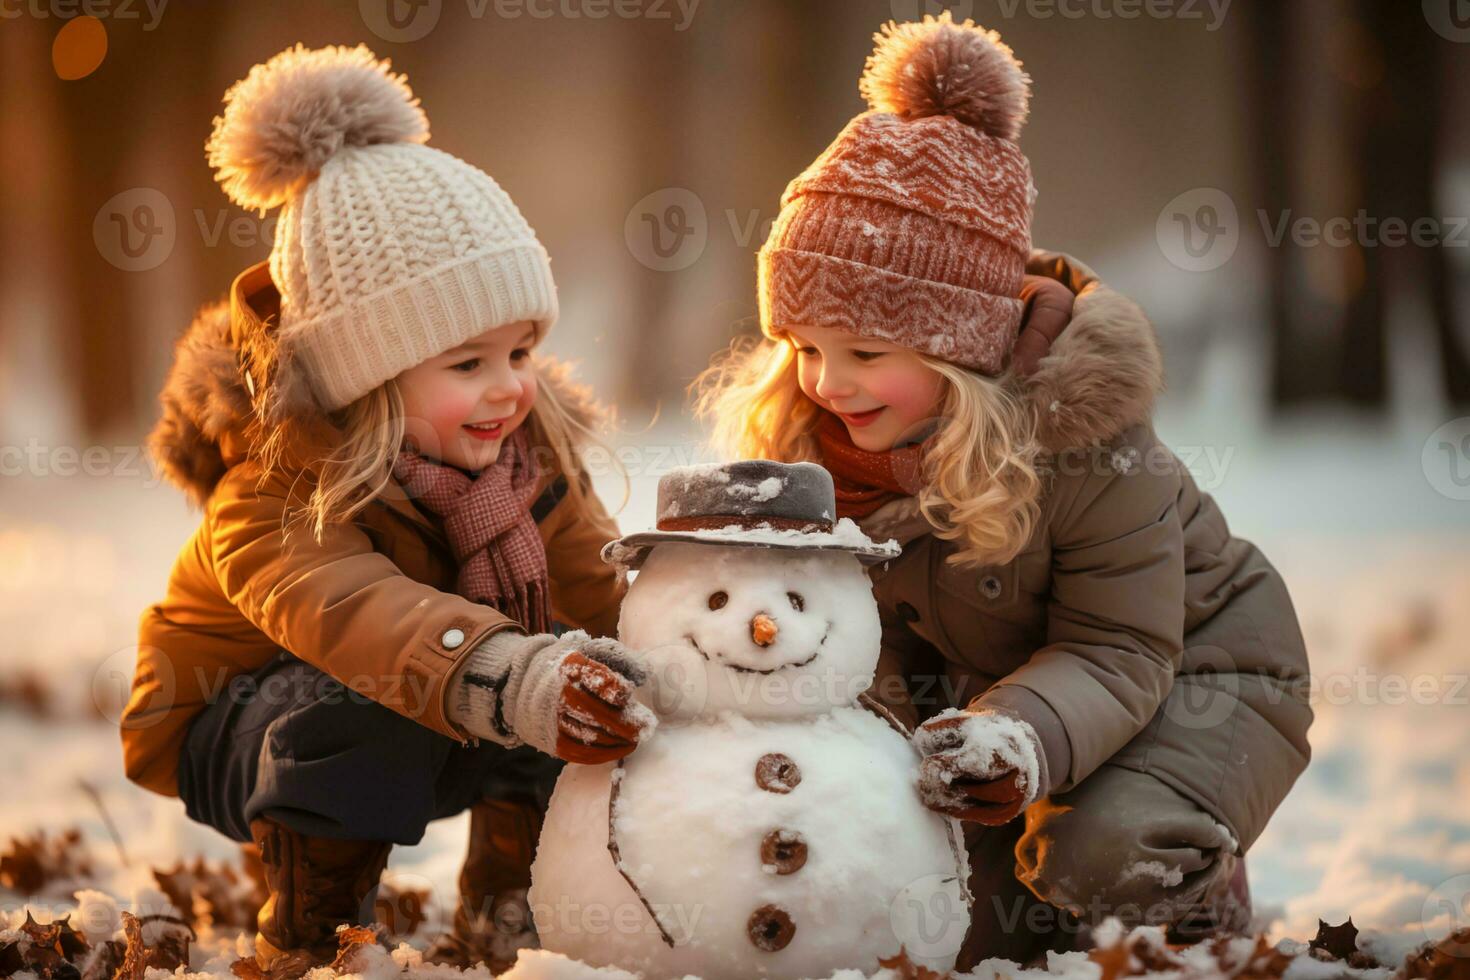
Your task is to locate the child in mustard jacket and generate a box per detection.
[125,45,653,976]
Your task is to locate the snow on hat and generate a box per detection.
[757,12,1036,376]
[602,460,900,570]
[207,44,558,410]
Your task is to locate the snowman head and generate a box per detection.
[604,460,901,721]
[619,541,883,720]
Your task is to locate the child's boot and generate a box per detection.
[248,815,394,977]
[424,797,542,973]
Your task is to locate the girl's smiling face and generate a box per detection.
[785,324,946,451]
[394,320,539,471]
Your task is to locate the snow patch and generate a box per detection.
[725,475,784,502]
[1119,860,1185,887]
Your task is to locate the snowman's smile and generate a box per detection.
[684,625,831,675]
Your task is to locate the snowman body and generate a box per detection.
[529,541,970,980]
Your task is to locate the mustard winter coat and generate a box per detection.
[122,262,625,798]
[863,252,1313,854]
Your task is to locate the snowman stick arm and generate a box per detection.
[858,691,914,737]
[607,761,679,948]
[860,691,976,912]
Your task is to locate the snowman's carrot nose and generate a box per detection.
[751,613,778,647]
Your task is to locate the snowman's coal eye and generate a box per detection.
[787,592,805,611]
[708,591,728,610]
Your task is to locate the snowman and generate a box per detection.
[528,460,972,980]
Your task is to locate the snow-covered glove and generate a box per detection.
[447,629,657,765]
[915,708,1047,826]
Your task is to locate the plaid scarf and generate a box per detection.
[814,411,932,521]
[390,426,552,634]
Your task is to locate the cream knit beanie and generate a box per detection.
[207,44,558,410]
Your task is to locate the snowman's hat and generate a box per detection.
[601,460,901,570]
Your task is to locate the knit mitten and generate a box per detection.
[914,707,1048,826]
[447,629,657,764]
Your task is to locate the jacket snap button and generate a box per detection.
[441,628,466,650]
[897,601,920,622]
[980,576,1003,599]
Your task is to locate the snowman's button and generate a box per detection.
[979,575,1003,599]
[760,829,808,875]
[747,904,795,951]
[754,753,802,793]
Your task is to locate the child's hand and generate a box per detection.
[447,630,657,764]
[552,640,657,764]
[914,708,1044,826]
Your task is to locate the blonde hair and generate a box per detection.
[691,336,1044,568]
[250,359,619,546]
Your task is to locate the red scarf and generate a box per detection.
[813,411,932,521]
[390,426,552,634]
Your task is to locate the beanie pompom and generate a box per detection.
[207,43,429,212]
[859,11,1030,141]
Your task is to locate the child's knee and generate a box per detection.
[1012,769,1233,926]
[259,681,444,779]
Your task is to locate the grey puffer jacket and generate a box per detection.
[862,251,1312,854]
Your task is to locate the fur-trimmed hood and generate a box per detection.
[148,261,606,509]
[1025,274,1164,456]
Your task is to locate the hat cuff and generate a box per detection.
[282,241,558,410]
[602,526,901,570]
[758,247,1022,375]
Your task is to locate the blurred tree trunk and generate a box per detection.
[618,14,698,412]
[1250,2,1298,408]
[54,6,228,437]
[1256,0,1466,410]
[1363,2,1470,407]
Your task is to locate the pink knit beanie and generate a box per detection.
[757,12,1036,376]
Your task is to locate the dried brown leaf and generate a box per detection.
[327,924,390,976]
[153,855,261,932]
[875,947,952,980]
[1400,926,1470,980]
[1310,917,1361,961]
[0,829,94,894]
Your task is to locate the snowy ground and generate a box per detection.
[1,412,1467,978]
